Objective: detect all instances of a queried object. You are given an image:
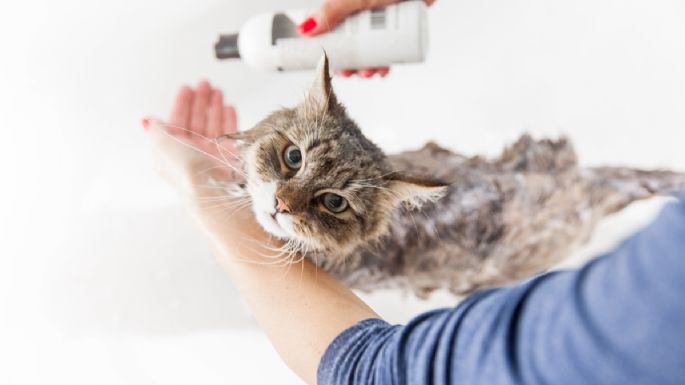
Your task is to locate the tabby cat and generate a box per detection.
[227,55,685,297]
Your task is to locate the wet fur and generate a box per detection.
[232,55,685,298]
[320,137,685,297]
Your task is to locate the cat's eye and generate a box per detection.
[322,193,348,213]
[283,144,302,169]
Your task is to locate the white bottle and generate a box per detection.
[215,1,428,71]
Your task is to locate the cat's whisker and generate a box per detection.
[194,199,242,209]
[222,237,304,268]
[194,195,251,205]
[233,234,284,252]
[220,200,254,216]
[194,198,253,212]
[194,194,251,202]
[211,235,282,266]
[158,122,248,178]
[217,254,290,267]
[195,164,245,178]
[195,201,244,211]
[197,199,253,217]
[160,122,244,161]
[215,137,245,160]
[155,125,237,170]
[214,140,247,177]
[195,201,251,213]
[192,181,234,189]
[297,230,314,282]
[160,122,216,142]
[272,243,299,280]
[192,187,249,200]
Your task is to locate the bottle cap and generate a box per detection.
[214,33,240,59]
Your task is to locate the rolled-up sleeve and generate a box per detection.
[318,197,685,385]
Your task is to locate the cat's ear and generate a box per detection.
[307,52,337,111]
[385,173,449,208]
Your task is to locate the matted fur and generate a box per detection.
[230,54,685,297]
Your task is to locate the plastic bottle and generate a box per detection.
[215,1,428,71]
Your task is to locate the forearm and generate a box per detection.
[317,198,685,385]
[145,82,378,384]
[195,202,377,385]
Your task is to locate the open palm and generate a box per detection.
[143,81,243,195]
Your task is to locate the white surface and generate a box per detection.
[1,0,684,384]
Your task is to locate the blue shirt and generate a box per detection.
[318,196,685,385]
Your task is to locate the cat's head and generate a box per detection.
[237,55,446,256]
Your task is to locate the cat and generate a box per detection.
[225,54,685,297]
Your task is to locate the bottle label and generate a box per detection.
[369,8,387,30]
[271,13,299,45]
[267,2,421,70]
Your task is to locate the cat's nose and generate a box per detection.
[274,196,291,214]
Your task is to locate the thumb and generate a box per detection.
[299,0,403,36]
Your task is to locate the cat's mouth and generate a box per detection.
[268,212,285,232]
[271,212,293,233]
[267,211,283,226]
[255,208,291,239]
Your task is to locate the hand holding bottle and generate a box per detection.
[297,0,435,77]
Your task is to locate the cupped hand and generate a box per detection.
[298,0,435,78]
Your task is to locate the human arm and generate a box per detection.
[318,197,685,385]
[144,81,377,385]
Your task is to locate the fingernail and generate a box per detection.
[297,17,317,34]
[360,70,374,78]
[141,117,150,130]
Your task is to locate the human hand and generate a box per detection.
[297,0,435,78]
[142,81,240,197]
[142,81,269,254]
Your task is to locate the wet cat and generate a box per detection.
[226,54,685,297]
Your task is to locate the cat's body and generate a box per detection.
[316,136,685,296]
[230,54,685,298]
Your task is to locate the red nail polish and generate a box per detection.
[360,70,373,78]
[297,17,317,34]
[141,117,150,129]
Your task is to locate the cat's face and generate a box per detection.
[239,55,445,256]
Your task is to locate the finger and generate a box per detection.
[425,0,436,6]
[168,86,194,135]
[359,68,378,78]
[223,105,237,135]
[207,90,224,138]
[191,80,211,136]
[337,69,357,77]
[377,67,390,77]
[301,0,402,36]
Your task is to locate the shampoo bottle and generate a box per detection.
[215,1,428,71]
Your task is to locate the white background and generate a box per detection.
[1,0,684,384]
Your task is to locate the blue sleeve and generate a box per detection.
[317,197,685,385]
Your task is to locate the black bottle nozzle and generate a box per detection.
[214,33,240,59]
